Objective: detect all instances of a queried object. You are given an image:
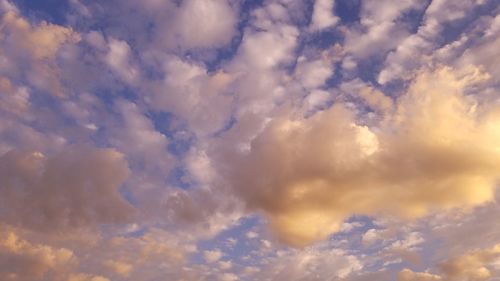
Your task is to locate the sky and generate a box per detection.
[0,0,500,280]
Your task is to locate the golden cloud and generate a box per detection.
[221,66,500,246]
[0,230,76,281]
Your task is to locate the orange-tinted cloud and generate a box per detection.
[221,66,500,246]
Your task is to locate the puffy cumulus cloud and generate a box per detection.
[0,10,80,96]
[294,55,334,90]
[218,65,500,246]
[84,229,199,281]
[251,247,362,280]
[0,76,29,116]
[104,38,139,84]
[0,146,134,231]
[0,230,76,281]
[399,244,500,281]
[344,0,423,58]
[172,0,238,49]
[148,56,234,136]
[161,186,244,240]
[438,245,500,280]
[0,11,80,60]
[95,0,238,51]
[110,99,173,177]
[377,0,490,84]
[208,1,302,149]
[309,0,338,31]
[204,249,223,263]
[235,23,298,71]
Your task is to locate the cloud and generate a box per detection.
[0,76,29,116]
[294,55,334,89]
[67,274,110,281]
[220,272,239,281]
[399,244,500,281]
[398,269,443,281]
[1,0,500,279]
[103,260,133,277]
[204,249,223,263]
[148,56,234,136]
[0,230,76,281]
[343,0,423,58]
[0,146,134,231]
[0,10,80,96]
[218,65,500,246]
[309,0,338,31]
[439,245,500,280]
[110,0,238,51]
[252,247,362,280]
[377,0,489,84]
[0,11,80,60]
[104,38,139,84]
[172,0,238,49]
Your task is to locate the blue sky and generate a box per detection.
[1,0,500,280]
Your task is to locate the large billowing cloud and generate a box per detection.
[219,65,500,246]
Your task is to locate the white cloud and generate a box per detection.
[309,0,338,31]
[104,38,139,84]
[204,249,223,263]
[173,0,238,49]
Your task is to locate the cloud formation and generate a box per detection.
[221,65,500,246]
[399,244,500,281]
[0,147,133,231]
[1,0,500,280]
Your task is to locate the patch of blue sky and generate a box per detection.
[119,185,140,209]
[301,28,344,54]
[398,0,432,34]
[10,88,90,148]
[99,223,148,239]
[324,61,344,87]
[353,56,389,85]
[212,113,237,138]
[15,0,70,25]
[335,0,361,24]
[146,111,195,157]
[287,0,315,28]
[167,166,194,190]
[329,215,375,243]
[378,79,409,99]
